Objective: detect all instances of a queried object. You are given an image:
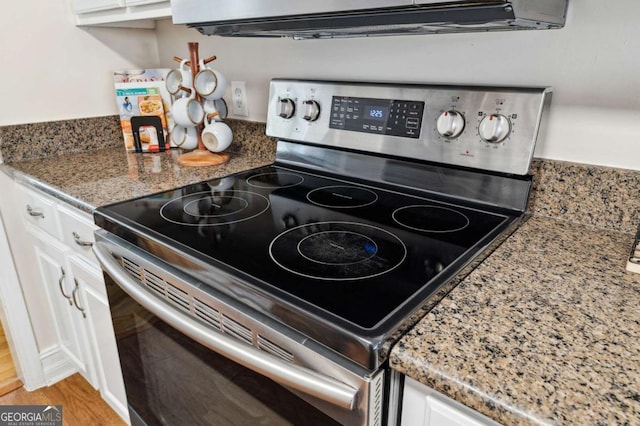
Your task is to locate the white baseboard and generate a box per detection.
[40,346,76,386]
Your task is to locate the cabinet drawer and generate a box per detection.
[16,185,62,240]
[59,205,98,266]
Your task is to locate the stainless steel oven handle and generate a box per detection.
[93,241,358,411]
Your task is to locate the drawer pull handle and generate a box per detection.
[71,278,86,319]
[72,232,93,247]
[26,205,45,218]
[58,267,72,305]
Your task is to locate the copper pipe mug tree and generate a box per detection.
[168,42,231,167]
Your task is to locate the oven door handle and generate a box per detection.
[94,242,359,411]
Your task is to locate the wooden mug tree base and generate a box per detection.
[177,150,229,167]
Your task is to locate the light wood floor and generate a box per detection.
[0,373,126,426]
[0,323,21,396]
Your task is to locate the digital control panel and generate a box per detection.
[266,79,551,176]
[329,96,425,138]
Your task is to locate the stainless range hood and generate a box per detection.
[170,0,568,39]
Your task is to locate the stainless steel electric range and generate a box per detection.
[93,79,551,426]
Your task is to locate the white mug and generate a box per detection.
[203,98,228,122]
[171,91,204,127]
[194,59,228,100]
[171,125,199,150]
[166,60,192,96]
[201,115,232,153]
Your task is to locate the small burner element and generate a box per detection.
[247,172,304,188]
[307,186,378,208]
[392,205,470,233]
[160,190,270,226]
[269,222,406,281]
[183,196,249,218]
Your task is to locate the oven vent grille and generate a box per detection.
[221,315,253,345]
[369,372,385,426]
[118,255,296,365]
[165,282,190,311]
[121,257,142,281]
[193,298,222,331]
[144,270,165,295]
[257,335,294,363]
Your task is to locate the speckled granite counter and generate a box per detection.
[0,117,276,213]
[1,148,274,213]
[391,174,640,424]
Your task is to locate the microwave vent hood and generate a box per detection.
[170,0,568,39]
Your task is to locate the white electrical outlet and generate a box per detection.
[231,81,249,117]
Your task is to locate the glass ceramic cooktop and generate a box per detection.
[98,165,508,329]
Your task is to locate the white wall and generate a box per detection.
[0,1,160,126]
[155,1,640,170]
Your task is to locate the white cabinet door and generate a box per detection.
[72,0,125,14]
[125,0,165,6]
[31,231,97,388]
[401,377,502,426]
[70,257,130,423]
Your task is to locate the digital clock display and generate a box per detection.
[329,96,424,139]
[364,105,389,121]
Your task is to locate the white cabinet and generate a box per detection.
[71,0,171,28]
[402,377,502,426]
[30,230,97,388]
[72,0,125,14]
[11,182,129,424]
[70,257,129,421]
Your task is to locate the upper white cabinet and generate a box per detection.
[71,0,125,14]
[71,0,171,28]
[402,377,502,426]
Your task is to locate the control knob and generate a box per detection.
[478,114,511,143]
[302,100,321,122]
[436,110,465,138]
[278,98,296,119]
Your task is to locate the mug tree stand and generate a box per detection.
[175,42,230,167]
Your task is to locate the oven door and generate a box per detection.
[94,236,378,426]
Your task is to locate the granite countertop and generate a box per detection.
[1,147,273,213]
[0,117,276,213]
[391,215,640,425]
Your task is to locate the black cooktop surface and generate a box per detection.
[96,165,509,330]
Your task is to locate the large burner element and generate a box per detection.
[160,190,270,226]
[307,186,378,209]
[392,205,470,233]
[247,172,304,188]
[269,221,406,281]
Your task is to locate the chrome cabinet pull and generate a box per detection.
[26,205,45,218]
[58,267,72,305]
[71,278,86,319]
[93,241,358,411]
[72,232,93,247]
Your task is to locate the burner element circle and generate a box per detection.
[160,190,270,226]
[183,196,249,218]
[269,222,406,281]
[392,205,470,233]
[246,172,304,189]
[298,231,378,265]
[307,186,378,209]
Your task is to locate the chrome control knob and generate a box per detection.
[278,98,296,119]
[436,110,465,138]
[302,100,321,122]
[479,114,511,143]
